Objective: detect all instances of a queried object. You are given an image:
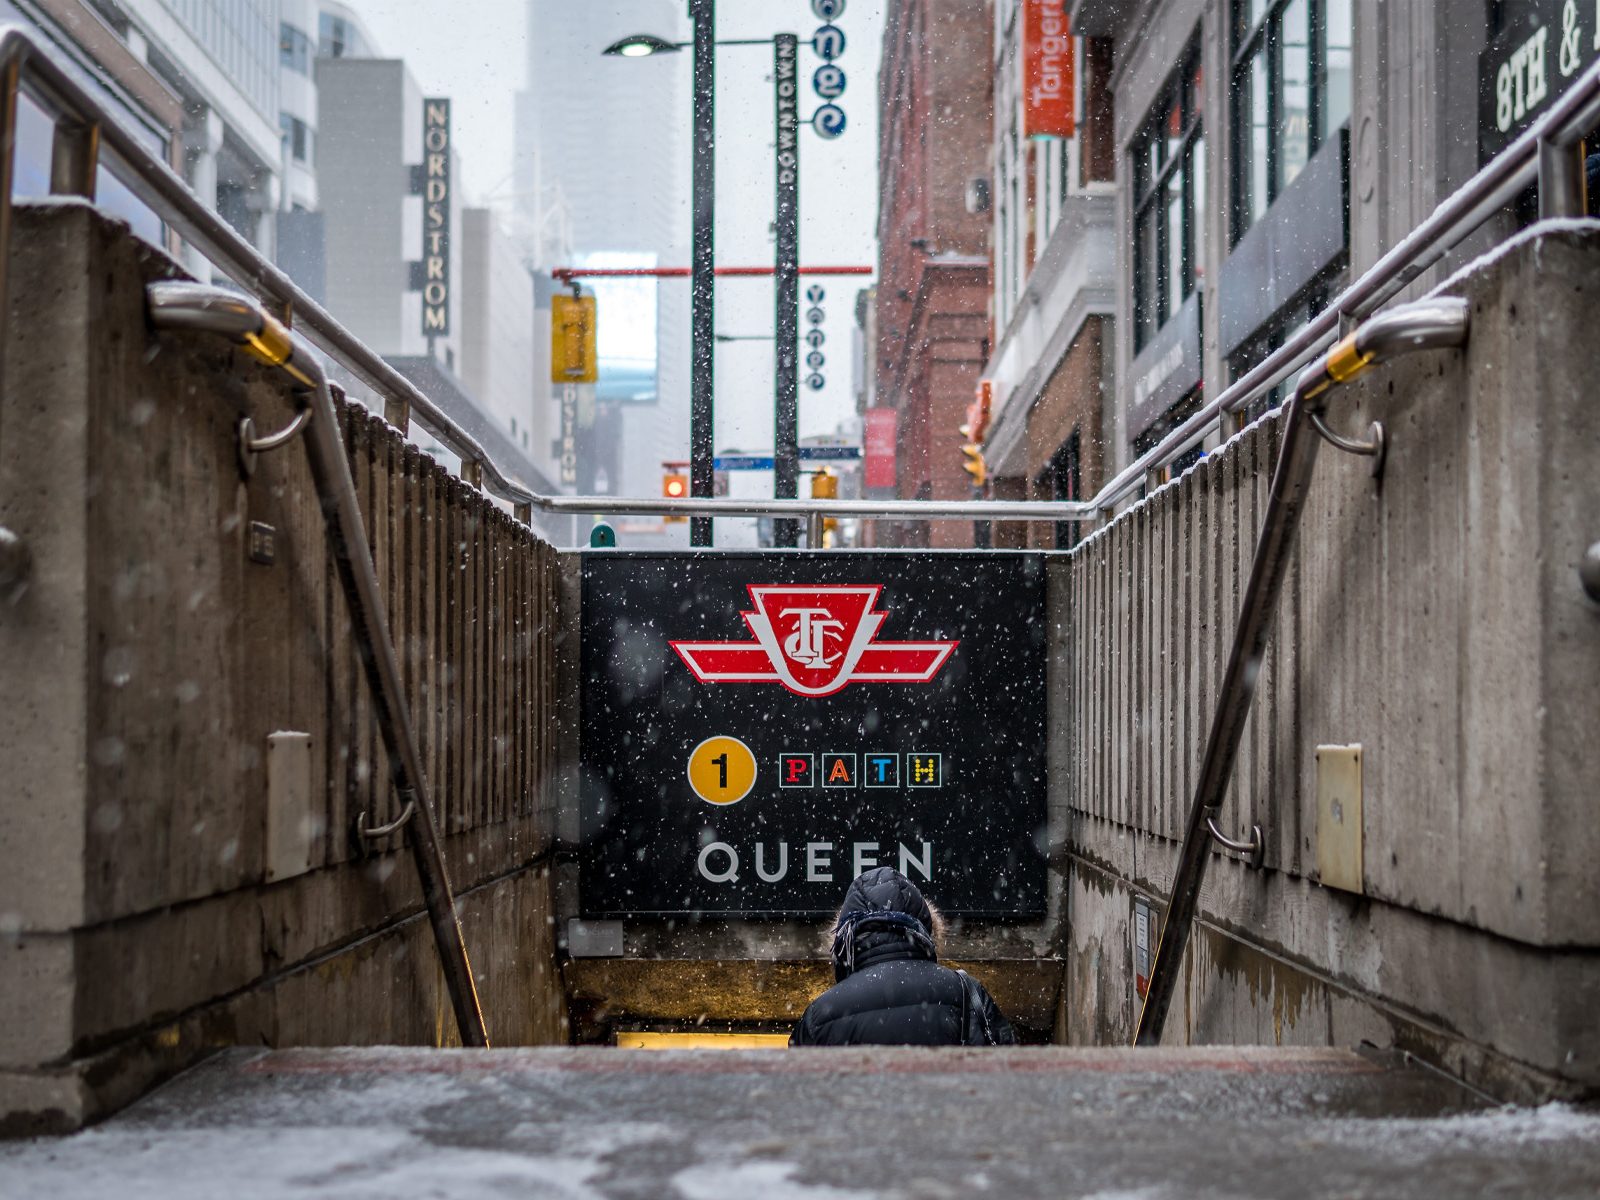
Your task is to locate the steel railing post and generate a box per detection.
[1538,136,1587,219]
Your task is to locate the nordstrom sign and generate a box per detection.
[420,98,451,337]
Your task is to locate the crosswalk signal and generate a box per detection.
[961,444,988,489]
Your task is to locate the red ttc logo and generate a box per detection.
[671,585,957,698]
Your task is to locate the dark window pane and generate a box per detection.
[1322,0,1353,139]
[1190,132,1206,291]
[1136,207,1161,347]
[1241,51,1269,230]
[1277,0,1311,192]
[1166,162,1185,314]
[1235,0,1274,44]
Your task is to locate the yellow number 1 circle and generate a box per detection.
[687,735,758,805]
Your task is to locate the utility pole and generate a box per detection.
[689,0,716,547]
[773,32,801,547]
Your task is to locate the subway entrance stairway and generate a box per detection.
[4,1045,1600,1197]
[5,26,1600,1184]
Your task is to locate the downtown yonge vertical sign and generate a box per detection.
[578,553,1049,918]
[419,98,451,336]
[774,34,801,517]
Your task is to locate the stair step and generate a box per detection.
[4,1045,1599,1198]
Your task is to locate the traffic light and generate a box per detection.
[551,292,598,383]
[961,443,988,489]
[662,471,688,524]
[810,471,839,544]
[960,380,992,492]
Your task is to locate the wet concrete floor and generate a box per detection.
[3,1045,1599,1198]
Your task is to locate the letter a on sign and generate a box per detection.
[1023,1,1074,139]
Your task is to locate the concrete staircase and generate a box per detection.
[3,1045,1599,1197]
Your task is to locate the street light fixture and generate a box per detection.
[601,34,685,57]
[604,33,783,55]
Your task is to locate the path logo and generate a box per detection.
[670,584,957,697]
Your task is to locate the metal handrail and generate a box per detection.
[144,281,490,1050]
[1132,296,1473,1048]
[0,24,536,512]
[2,21,1596,531]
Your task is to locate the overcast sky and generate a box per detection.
[354,1,886,453]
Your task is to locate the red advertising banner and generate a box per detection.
[864,407,897,489]
[1023,1,1074,139]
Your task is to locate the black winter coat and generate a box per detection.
[789,869,1016,1047]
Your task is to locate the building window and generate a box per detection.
[1132,390,1205,480]
[279,113,313,165]
[1230,0,1351,244]
[279,22,312,75]
[319,13,364,58]
[1131,38,1204,353]
[1046,431,1082,550]
[1227,278,1333,420]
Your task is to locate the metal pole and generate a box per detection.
[1538,136,1587,219]
[689,0,716,547]
[0,51,22,438]
[300,375,489,1048]
[48,116,99,199]
[772,33,801,548]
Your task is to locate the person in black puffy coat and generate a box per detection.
[789,866,1016,1046]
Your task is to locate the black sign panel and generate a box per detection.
[1479,0,1600,162]
[579,551,1048,918]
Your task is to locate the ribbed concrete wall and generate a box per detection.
[1058,225,1600,1101]
[0,204,566,1134]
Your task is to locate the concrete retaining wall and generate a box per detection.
[0,204,566,1134]
[1058,225,1600,1100]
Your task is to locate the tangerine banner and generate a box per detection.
[1023,1,1074,139]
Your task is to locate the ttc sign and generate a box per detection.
[579,552,1048,918]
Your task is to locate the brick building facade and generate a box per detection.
[871,0,993,549]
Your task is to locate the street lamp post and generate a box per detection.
[772,33,801,548]
[604,20,811,549]
[689,0,716,547]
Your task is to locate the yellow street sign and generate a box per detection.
[551,293,597,383]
